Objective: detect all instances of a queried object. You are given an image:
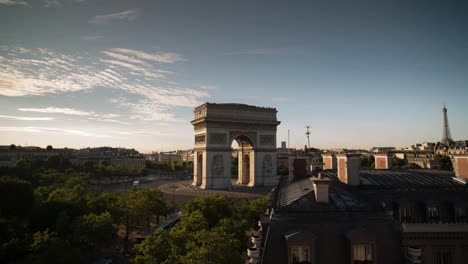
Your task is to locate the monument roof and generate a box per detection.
[194,102,277,112]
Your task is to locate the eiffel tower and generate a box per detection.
[441,105,454,146]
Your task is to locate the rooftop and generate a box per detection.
[319,169,465,191]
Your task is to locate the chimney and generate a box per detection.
[336,153,361,186]
[453,154,468,179]
[322,152,337,170]
[311,173,332,203]
[281,141,287,150]
[374,152,393,169]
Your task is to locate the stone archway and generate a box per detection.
[195,152,203,185]
[241,153,251,184]
[192,103,281,189]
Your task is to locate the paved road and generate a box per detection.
[96,176,271,207]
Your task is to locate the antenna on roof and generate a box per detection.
[305,126,311,149]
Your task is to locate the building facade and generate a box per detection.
[259,154,468,264]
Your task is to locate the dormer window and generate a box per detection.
[352,244,374,264]
[291,246,311,264]
[285,231,315,264]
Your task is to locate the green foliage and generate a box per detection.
[133,194,269,264]
[132,230,173,264]
[392,156,420,169]
[233,195,269,229]
[231,157,238,178]
[277,162,289,176]
[361,155,375,169]
[117,189,168,236]
[28,229,84,264]
[73,212,115,249]
[0,177,34,219]
[178,227,242,264]
[433,154,453,170]
[14,159,32,179]
[184,194,232,228]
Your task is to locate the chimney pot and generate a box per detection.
[311,176,332,203]
[336,153,361,186]
[373,152,393,169]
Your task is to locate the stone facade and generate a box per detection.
[191,103,281,189]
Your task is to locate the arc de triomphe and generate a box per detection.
[192,103,281,189]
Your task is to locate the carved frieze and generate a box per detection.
[260,135,275,145]
[210,122,277,131]
[194,123,206,131]
[195,135,206,144]
[209,133,227,145]
[212,155,224,177]
[262,155,273,176]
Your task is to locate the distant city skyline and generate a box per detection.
[1,0,467,152]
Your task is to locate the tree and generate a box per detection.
[0,177,34,219]
[14,159,32,179]
[132,230,173,264]
[183,194,231,228]
[277,162,289,176]
[73,212,115,249]
[233,195,269,229]
[9,144,16,150]
[360,155,375,169]
[117,189,160,254]
[433,154,453,170]
[132,195,268,264]
[46,145,53,151]
[231,157,238,178]
[28,230,84,264]
[81,161,96,173]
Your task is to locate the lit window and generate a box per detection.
[290,246,311,264]
[352,244,373,264]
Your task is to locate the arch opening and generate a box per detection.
[196,152,203,185]
[231,135,255,186]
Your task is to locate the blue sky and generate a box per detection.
[0,0,467,152]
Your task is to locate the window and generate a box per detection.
[352,244,373,264]
[401,207,413,223]
[455,207,466,222]
[290,246,311,264]
[427,206,439,223]
[434,251,453,264]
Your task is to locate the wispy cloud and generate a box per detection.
[0,115,54,121]
[44,0,85,8]
[18,107,127,124]
[89,9,139,24]
[111,48,184,64]
[0,0,30,6]
[101,51,148,66]
[0,126,120,138]
[18,107,94,116]
[17,107,118,118]
[0,46,209,122]
[100,59,164,79]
